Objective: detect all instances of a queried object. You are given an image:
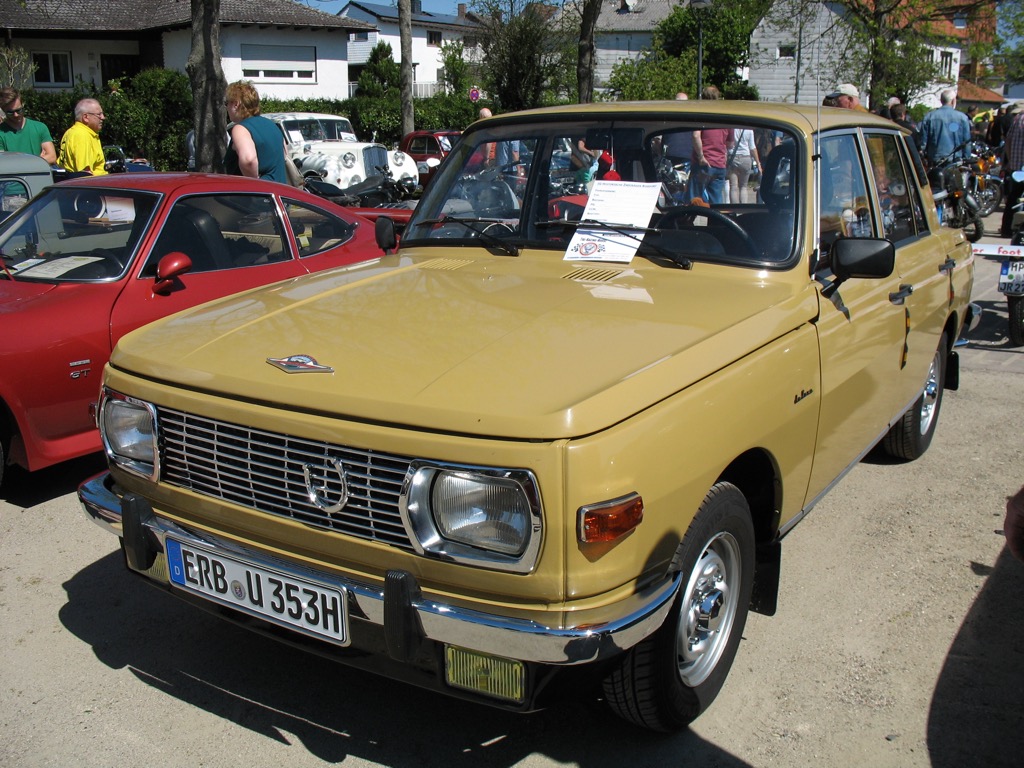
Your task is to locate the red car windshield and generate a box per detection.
[0,187,158,282]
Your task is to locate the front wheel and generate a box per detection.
[602,482,755,731]
[1009,295,1024,347]
[882,333,947,461]
[976,182,1002,217]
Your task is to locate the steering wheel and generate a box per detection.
[656,205,759,260]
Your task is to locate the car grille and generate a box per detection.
[363,146,389,174]
[157,407,414,550]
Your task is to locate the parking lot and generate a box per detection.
[1,216,1021,768]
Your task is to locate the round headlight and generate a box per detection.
[393,151,405,166]
[342,152,356,169]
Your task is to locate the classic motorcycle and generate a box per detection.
[928,141,984,243]
[966,141,1003,218]
[303,165,419,209]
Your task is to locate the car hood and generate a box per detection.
[0,280,60,311]
[299,141,381,156]
[110,254,818,439]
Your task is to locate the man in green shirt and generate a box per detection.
[0,87,56,164]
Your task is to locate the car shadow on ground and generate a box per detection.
[1,452,107,507]
[59,552,753,767]
[959,298,1022,352]
[927,545,1024,767]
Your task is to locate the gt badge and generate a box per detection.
[266,354,334,374]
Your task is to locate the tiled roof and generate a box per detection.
[342,1,479,29]
[0,0,374,32]
[595,0,678,33]
[957,79,1003,105]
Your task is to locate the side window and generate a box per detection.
[864,133,927,243]
[818,133,873,256]
[283,199,357,257]
[144,195,287,276]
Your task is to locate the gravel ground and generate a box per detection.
[1,221,1021,768]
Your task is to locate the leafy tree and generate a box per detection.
[605,51,696,101]
[440,41,470,96]
[0,45,35,90]
[357,42,401,98]
[470,0,573,111]
[996,0,1024,85]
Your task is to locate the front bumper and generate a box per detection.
[79,471,679,670]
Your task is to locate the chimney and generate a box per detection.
[412,0,422,12]
[458,3,466,16]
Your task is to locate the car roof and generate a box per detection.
[263,112,353,122]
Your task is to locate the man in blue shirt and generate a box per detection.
[917,89,972,166]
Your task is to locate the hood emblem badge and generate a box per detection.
[267,354,334,374]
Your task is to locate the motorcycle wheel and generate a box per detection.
[976,183,1002,218]
[1009,295,1024,347]
[965,217,984,243]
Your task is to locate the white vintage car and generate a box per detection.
[263,112,415,191]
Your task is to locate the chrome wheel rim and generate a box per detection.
[919,347,941,436]
[676,531,741,687]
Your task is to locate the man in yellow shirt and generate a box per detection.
[57,98,107,175]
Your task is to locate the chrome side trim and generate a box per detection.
[77,472,679,665]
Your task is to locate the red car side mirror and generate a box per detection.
[153,252,193,295]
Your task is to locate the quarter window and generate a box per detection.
[283,200,357,258]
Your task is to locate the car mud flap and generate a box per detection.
[750,541,780,616]
[121,493,158,571]
[384,569,425,662]
[945,349,960,391]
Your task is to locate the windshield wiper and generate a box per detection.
[535,218,693,269]
[421,215,520,257]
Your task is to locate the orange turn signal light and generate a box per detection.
[578,493,644,543]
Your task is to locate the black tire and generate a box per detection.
[882,333,947,461]
[602,482,755,731]
[1009,295,1024,347]
[964,217,984,243]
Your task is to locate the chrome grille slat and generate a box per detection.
[158,407,414,549]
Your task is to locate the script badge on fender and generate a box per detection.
[266,354,335,374]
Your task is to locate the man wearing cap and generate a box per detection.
[828,84,865,111]
[916,89,971,166]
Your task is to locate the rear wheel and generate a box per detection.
[1009,295,1024,347]
[976,182,1002,217]
[602,482,754,731]
[882,333,947,461]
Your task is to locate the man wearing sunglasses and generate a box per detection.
[0,87,57,165]
[57,97,107,175]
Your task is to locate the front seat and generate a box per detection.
[151,205,233,274]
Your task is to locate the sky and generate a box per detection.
[298,0,463,16]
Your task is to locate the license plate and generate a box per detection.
[999,260,1024,294]
[165,538,348,645]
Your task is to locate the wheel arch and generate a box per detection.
[716,448,783,616]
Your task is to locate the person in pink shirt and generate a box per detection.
[691,86,733,204]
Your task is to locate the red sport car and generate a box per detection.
[0,173,385,486]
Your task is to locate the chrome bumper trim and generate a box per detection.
[77,471,679,665]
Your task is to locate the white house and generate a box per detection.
[590,0,676,89]
[0,0,375,101]
[340,0,482,98]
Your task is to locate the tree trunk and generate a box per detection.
[576,0,601,104]
[399,0,415,137]
[186,0,227,173]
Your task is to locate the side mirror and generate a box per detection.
[153,251,193,295]
[375,216,397,254]
[822,237,894,298]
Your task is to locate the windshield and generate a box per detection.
[403,116,800,267]
[0,186,159,282]
[281,117,357,143]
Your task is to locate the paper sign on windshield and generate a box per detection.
[565,180,662,263]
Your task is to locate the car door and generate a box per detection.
[806,130,909,502]
[109,192,304,348]
[863,130,964,391]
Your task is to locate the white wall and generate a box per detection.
[15,37,142,92]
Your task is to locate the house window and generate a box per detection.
[428,31,442,47]
[938,51,954,80]
[241,44,316,82]
[350,31,368,42]
[32,52,72,87]
[463,35,478,48]
[778,45,796,60]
